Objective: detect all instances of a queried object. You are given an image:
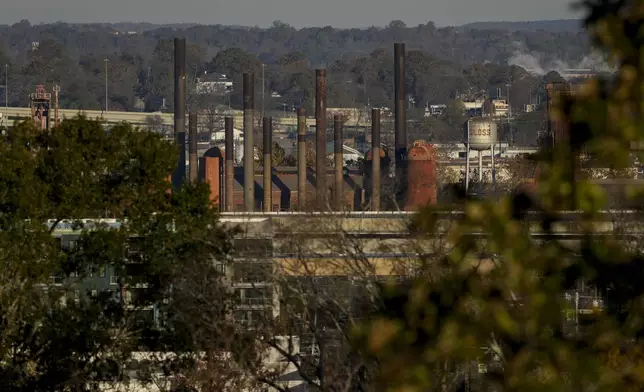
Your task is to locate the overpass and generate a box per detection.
[1,107,320,129]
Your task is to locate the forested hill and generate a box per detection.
[0,18,593,127]
[0,19,590,67]
[459,19,583,33]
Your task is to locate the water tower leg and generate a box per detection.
[490,143,496,185]
[478,150,483,183]
[465,145,470,193]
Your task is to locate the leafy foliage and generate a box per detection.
[0,118,249,391]
[354,1,644,391]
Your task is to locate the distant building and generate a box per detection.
[196,73,233,95]
[425,104,446,117]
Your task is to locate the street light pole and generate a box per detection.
[506,83,512,145]
[104,59,109,112]
[261,63,265,119]
[4,64,7,117]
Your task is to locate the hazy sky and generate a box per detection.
[0,0,580,28]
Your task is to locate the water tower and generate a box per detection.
[465,117,498,193]
[29,85,52,131]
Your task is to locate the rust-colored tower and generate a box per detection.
[405,141,437,210]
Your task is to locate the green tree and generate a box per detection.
[356,1,644,392]
[0,117,252,391]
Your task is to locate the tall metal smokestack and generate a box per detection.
[188,112,198,183]
[173,37,186,188]
[297,108,307,211]
[263,117,272,212]
[225,116,234,212]
[333,115,343,211]
[243,73,255,212]
[394,43,407,203]
[315,69,327,210]
[371,108,381,211]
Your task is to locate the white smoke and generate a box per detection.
[507,41,616,76]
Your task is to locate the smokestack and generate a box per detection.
[263,117,272,212]
[394,43,407,203]
[371,108,381,211]
[297,108,307,211]
[225,116,234,212]
[333,115,343,211]
[243,73,255,212]
[315,69,327,210]
[172,37,187,189]
[188,112,198,183]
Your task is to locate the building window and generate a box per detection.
[99,266,106,278]
[110,270,119,285]
[91,290,98,297]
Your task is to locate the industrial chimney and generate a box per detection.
[263,117,272,212]
[315,69,327,210]
[172,37,186,189]
[225,116,234,212]
[394,43,407,204]
[297,108,307,211]
[243,73,255,212]
[371,108,381,211]
[333,115,343,211]
[188,112,198,183]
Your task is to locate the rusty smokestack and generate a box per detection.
[315,69,327,210]
[225,116,234,212]
[243,73,255,212]
[188,112,198,183]
[172,37,186,189]
[297,108,307,211]
[263,117,272,212]
[333,115,343,211]
[394,42,407,203]
[371,108,381,211]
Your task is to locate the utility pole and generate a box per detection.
[104,59,109,112]
[53,85,60,127]
[506,83,512,145]
[261,63,266,120]
[4,64,7,118]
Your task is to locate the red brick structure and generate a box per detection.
[405,141,437,211]
[201,166,365,212]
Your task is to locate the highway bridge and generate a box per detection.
[1,107,319,129]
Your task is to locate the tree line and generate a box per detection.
[0,19,582,145]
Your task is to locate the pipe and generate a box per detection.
[315,69,327,210]
[371,108,381,211]
[297,108,307,211]
[465,143,470,193]
[243,73,255,212]
[333,115,343,211]
[172,37,186,189]
[491,143,496,185]
[263,117,272,212]
[478,150,483,183]
[225,116,234,212]
[394,43,407,203]
[188,112,198,183]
